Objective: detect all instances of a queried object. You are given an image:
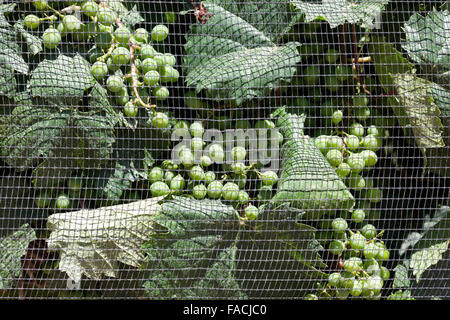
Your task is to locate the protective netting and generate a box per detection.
[0,0,448,300]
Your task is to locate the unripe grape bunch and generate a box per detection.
[27,0,180,119]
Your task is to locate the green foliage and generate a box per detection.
[271,108,355,214]
[290,0,390,28]
[184,1,301,105]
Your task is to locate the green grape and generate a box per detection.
[153,86,170,100]
[200,155,212,168]
[350,280,363,297]
[81,1,99,17]
[190,137,203,151]
[366,188,383,203]
[351,209,365,223]
[349,232,366,250]
[73,22,97,41]
[144,70,160,86]
[141,58,158,74]
[207,180,223,199]
[24,15,40,30]
[170,174,185,195]
[230,162,246,175]
[114,26,131,45]
[336,162,351,178]
[106,75,124,93]
[354,106,371,121]
[344,135,360,151]
[42,28,62,49]
[115,86,129,106]
[343,256,363,272]
[362,134,382,152]
[380,266,390,280]
[363,258,381,276]
[162,53,176,67]
[338,271,356,289]
[152,112,169,129]
[222,182,240,201]
[352,93,369,107]
[179,149,194,168]
[190,121,204,138]
[164,11,177,23]
[192,184,207,200]
[335,65,352,82]
[347,173,366,191]
[123,101,138,117]
[91,61,108,80]
[164,171,175,185]
[97,7,116,26]
[361,224,377,239]
[326,149,344,167]
[325,75,341,92]
[150,181,170,197]
[328,136,344,151]
[231,146,246,162]
[363,243,382,260]
[204,171,216,185]
[139,44,158,60]
[134,28,149,43]
[331,218,348,233]
[63,15,82,32]
[111,46,131,66]
[367,125,380,137]
[364,276,383,295]
[304,294,318,300]
[160,66,180,83]
[33,0,48,11]
[303,65,320,86]
[149,166,164,183]
[189,165,206,181]
[208,143,224,163]
[55,194,71,209]
[57,22,67,38]
[346,153,366,174]
[67,177,83,193]
[328,272,342,287]
[244,204,259,220]
[349,123,365,137]
[360,149,378,167]
[151,24,169,42]
[260,170,278,186]
[328,240,345,255]
[332,110,343,125]
[161,160,178,171]
[314,135,330,154]
[238,190,250,206]
[376,248,390,262]
[324,49,340,64]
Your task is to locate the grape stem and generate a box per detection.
[98,0,157,114]
[97,42,117,63]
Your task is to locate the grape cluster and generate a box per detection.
[26,0,179,117]
[146,119,282,221]
[313,211,390,300]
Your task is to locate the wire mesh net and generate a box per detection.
[0,0,448,300]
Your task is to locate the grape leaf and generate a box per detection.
[47,196,164,282]
[0,224,36,289]
[391,73,447,173]
[13,21,43,56]
[271,108,355,215]
[157,196,239,238]
[29,54,95,106]
[392,262,411,288]
[402,9,450,71]
[184,1,301,106]
[290,0,390,28]
[410,240,449,282]
[0,104,116,172]
[0,63,15,96]
[0,18,28,75]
